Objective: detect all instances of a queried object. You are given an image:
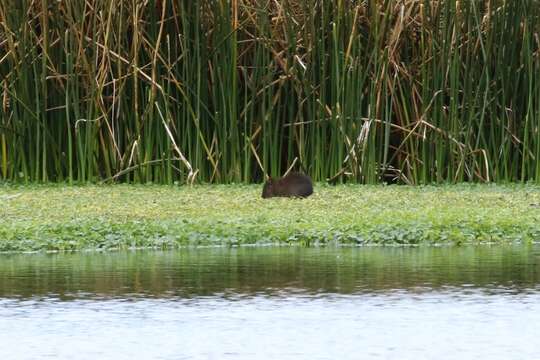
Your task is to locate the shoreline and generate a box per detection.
[1,183,540,252]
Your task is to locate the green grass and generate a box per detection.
[1,183,540,252]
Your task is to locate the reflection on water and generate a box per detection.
[0,246,539,360]
[1,246,540,299]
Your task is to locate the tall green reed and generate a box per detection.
[0,0,539,184]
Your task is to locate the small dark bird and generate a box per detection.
[261,172,313,199]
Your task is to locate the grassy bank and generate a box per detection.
[1,184,539,252]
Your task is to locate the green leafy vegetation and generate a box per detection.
[1,1,540,184]
[1,184,539,251]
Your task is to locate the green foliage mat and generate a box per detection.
[1,184,540,252]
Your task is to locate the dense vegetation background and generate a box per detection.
[0,0,539,184]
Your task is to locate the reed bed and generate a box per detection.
[0,0,539,184]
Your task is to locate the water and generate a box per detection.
[1,246,540,360]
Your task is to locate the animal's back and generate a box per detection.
[276,172,313,197]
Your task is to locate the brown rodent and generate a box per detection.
[261,172,313,198]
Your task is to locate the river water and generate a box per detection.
[1,246,539,359]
